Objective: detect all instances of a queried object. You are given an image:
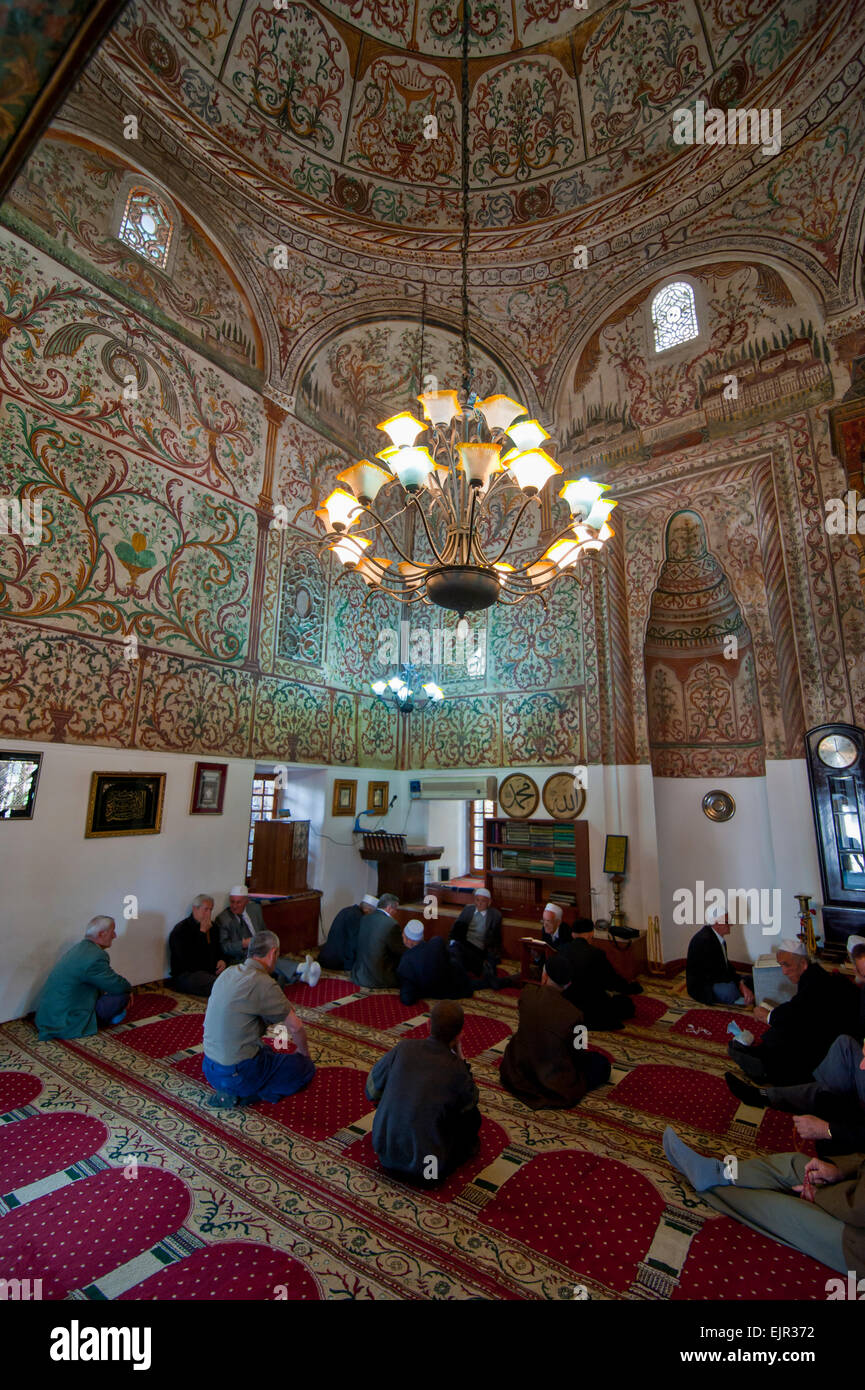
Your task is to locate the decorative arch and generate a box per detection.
[643,510,765,777]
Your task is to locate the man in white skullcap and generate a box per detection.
[397,918,474,1008]
[540,902,572,950]
[725,935,865,1149]
[450,887,505,987]
[215,886,266,966]
[685,901,754,1006]
[728,938,859,1085]
[318,893,379,972]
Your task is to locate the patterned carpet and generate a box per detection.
[0,969,835,1301]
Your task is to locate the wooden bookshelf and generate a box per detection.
[483,817,591,922]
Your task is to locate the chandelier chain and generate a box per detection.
[460,0,472,400]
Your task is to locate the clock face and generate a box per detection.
[816,733,858,769]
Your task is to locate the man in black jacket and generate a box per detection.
[558,918,642,1030]
[365,1000,481,1184]
[351,894,404,988]
[397,920,474,1007]
[318,894,378,971]
[540,902,572,949]
[685,904,754,1006]
[450,888,503,982]
[169,894,226,997]
[728,939,860,1085]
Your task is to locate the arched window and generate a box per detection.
[650,281,699,354]
[117,186,174,269]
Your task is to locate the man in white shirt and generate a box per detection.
[685,903,754,1005]
[450,888,504,984]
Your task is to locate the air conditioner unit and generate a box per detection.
[411,776,497,801]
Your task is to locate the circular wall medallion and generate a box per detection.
[702,789,735,822]
[542,773,586,820]
[498,773,539,819]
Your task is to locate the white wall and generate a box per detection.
[425,799,467,879]
[652,760,821,965]
[0,739,254,1023]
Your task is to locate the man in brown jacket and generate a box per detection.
[499,953,611,1109]
[663,1126,864,1279]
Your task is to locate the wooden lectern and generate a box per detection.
[359,831,443,901]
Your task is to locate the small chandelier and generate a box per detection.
[313,0,617,616]
[371,663,444,714]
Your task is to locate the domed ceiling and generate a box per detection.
[100,0,834,247]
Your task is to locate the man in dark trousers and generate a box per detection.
[169,894,226,997]
[726,1035,865,1159]
[351,893,404,988]
[365,1000,481,1184]
[397,919,474,1007]
[729,938,860,1085]
[558,918,642,1030]
[450,887,504,984]
[686,903,754,1006]
[499,953,611,1109]
[318,894,378,971]
[36,916,132,1040]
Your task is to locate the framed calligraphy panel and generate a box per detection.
[86,771,166,838]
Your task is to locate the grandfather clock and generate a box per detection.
[804,723,865,947]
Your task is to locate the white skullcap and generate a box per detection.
[475,887,491,899]
[777,937,808,957]
[229,885,248,897]
[404,919,424,941]
[544,902,563,918]
[362,894,379,908]
[704,901,724,926]
[847,935,865,957]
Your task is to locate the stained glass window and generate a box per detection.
[118,187,173,268]
[651,281,699,353]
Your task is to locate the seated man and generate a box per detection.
[36,916,131,1040]
[202,930,315,1108]
[499,953,611,1109]
[728,938,860,1086]
[558,917,642,1031]
[450,887,505,986]
[351,893,404,989]
[365,1000,481,1184]
[851,934,865,1037]
[169,894,226,997]
[662,1126,863,1280]
[539,902,572,950]
[318,894,379,972]
[726,1035,865,1158]
[686,903,754,1006]
[214,886,265,967]
[397,919,474,1008]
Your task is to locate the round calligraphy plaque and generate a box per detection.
[542,773,586,821]
[498,772,539,820]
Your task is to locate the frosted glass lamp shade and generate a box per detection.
[315,488,362,531]
[337,460,391,503]
[505,419,549,453]
[559,477,607,516]
[476,395,527,432]
[380,445,435,490]
[584,498,617,530]
[418,390,462,426]
[329,534,370,565]
[457,442,502,489]
[504,449,562,494]
[377,412,426,447]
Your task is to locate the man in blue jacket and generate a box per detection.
[36,916,132,1040]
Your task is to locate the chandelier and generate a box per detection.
[371,662,444,714]
[313,2,618,616]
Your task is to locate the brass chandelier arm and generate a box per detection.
[408,492,448,565]
[320,501,416,563]
[487,494,540,566]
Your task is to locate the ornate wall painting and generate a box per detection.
[643,510,766,777]
[85,770,165,837]
[498,772,539,820]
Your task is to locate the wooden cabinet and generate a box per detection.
[259,893,322,955]
[248,819,309,896]
[484,817,591,922]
